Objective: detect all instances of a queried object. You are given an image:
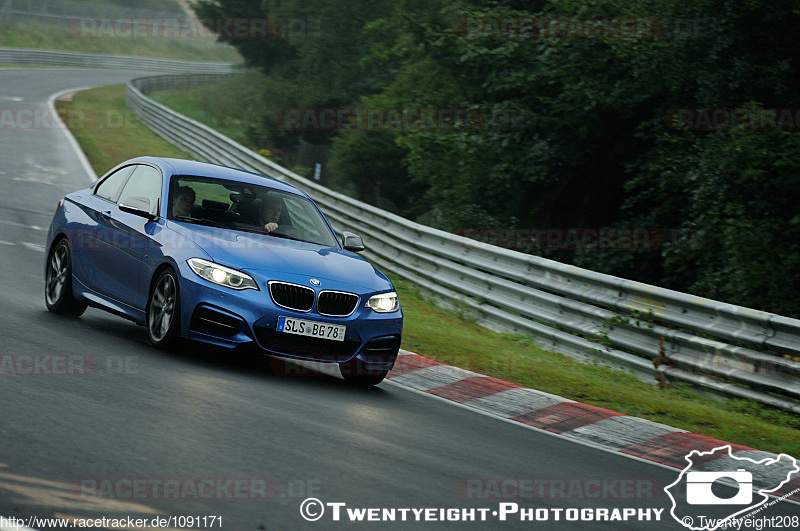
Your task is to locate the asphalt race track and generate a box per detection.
[0,68,797,530]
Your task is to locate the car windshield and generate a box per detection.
[168,175,339,247]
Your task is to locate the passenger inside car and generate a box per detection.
[171,186,196,217]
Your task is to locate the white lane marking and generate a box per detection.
[0,95,24,101]
[0,219,45,230]
[47,87,97,182]
[0,240,15,246]
[12,163,70,186]
[29,164,68,175]
[20,242,45,252]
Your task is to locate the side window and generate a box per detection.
[117,165,163,216]
[94,165,134,202]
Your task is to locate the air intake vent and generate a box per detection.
[254,327,359,362]
[318,291,359,317]
[269,282,315,312]
[190,307,243,337]
[362,336,401,362]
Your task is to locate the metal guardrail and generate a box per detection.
[126,74,800,414]
[1,0,184,22]
[0,48,234,73]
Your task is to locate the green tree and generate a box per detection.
[194,0,800,315]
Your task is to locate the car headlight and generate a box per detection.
[187,258,259,291]
[365,291,399,313]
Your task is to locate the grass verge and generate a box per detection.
[55,84,191,176]
[148,71,271,149]
[59,84,800,457]
[0,21,241,63]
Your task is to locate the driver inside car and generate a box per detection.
[260,195,284,233]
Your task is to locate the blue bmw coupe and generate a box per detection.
[44,157,403,385]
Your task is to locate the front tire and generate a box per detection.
[147,269,181,349]
[340,358,389,386]
[45,238,87,317]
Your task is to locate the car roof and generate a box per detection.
[130,156,307,197]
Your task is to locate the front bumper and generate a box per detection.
[177,263,403,370]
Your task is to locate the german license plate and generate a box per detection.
[277,316,346,342]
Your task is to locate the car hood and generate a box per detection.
[167,222,391,291]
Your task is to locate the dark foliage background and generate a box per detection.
[193,0,800,316]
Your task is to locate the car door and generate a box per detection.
[92,164,163,309]
[74,164,135,292]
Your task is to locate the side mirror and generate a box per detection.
[341,231,365,252]
[119,197,157,221]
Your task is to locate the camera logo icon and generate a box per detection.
[686,469,753,505]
